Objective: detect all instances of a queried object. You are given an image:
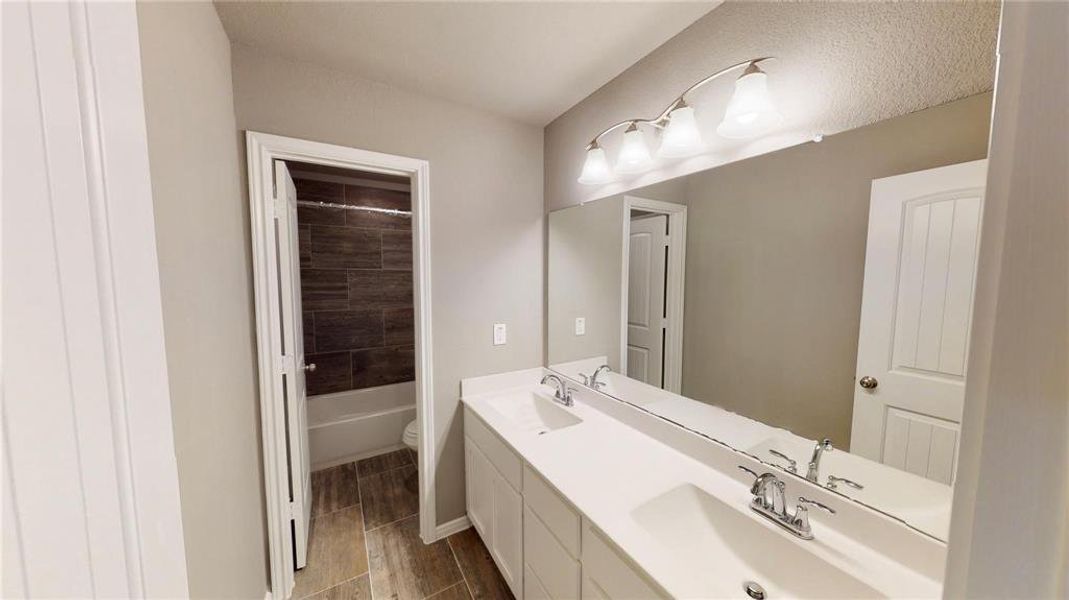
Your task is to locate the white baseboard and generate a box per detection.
[435,515,471,540]
[264,590,272,600]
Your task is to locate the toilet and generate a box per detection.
[402,419,418,453]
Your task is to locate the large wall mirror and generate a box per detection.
[547,91,993,541]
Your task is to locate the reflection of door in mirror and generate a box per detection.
[851,159,987,485]
[627,213,668,387]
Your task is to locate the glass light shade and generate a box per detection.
[716,70,783,139]
[577,146,613,185]
[658,105,704,158]
[615,127,653,174]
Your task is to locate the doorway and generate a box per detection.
[246,133,435,598]
[620,196,687,394]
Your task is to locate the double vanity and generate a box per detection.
[461,368,944,599]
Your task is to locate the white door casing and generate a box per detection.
[619,196,686,393]
[3,1,187,596]
[247,132,433,598]
[851,160,987,484]
[274,161,313,568]
[627,214,669,386]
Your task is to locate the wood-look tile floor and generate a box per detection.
[295,449,514,600]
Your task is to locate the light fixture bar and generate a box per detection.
[582,57,774,150]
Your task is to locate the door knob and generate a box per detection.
[858,376,878,390]
[303,363,317,372]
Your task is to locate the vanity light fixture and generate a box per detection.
[716,62,784,139]
[577,57,780,184]
[616,122,654,174]
[659,103,704,158]
[577,141,613,185]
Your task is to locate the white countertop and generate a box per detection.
[551,357,953,541]
[461,371,941,599]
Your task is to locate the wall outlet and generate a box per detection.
[575,317,586,336]
[493,323,507,346]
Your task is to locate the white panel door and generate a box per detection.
[851,160,987,484]
[274,161,312,568]
[627,214,668,387]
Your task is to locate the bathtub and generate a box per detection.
[307,381,416,471]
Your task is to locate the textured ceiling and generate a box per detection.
[544,1,1001,209]
[214,2,717,125]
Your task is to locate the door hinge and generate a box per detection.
[276,354,295,375]
[288,501,297,519]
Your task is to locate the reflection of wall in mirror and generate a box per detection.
[673,92,993,447]
[547,199,625,370]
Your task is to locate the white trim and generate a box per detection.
[620,196,688,393]
[436,515,473,539]
[245,132,435,598]
[3,2,187,596]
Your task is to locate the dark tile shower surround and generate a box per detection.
[295,176,415,395]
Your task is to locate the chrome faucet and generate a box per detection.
[738,466,836,540]
[806,438,833,482]
[580,364,611,390]
[540,373,574,407]
[749,470,788,516]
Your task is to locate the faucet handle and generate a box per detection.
[738,465,759,480]
[826,475,864,490]
[792,496,835,537]
[797,497,836,515]
[767,449,798,473]
[579,372,591,386]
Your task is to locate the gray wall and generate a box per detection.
[137,2,268,597]
[230,45,544,524]
[547,198,625,370]
[677,93,992,445]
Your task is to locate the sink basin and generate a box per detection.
[632,484,882,599]
[483,390,582,434]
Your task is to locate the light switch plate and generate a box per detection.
[493,323,507,346]
[575,317,586,336]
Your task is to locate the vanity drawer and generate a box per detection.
[524,505,580,600]
[523,464,581,557]
[581,521,667,600]
[464,408,522,490]
[524,564,552,600]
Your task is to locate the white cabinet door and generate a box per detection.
[492,476,524,598]
[466,439,493,539]
[851,160,986,484]
[464,427,523,598]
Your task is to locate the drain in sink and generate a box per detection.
[743,581,766,599]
